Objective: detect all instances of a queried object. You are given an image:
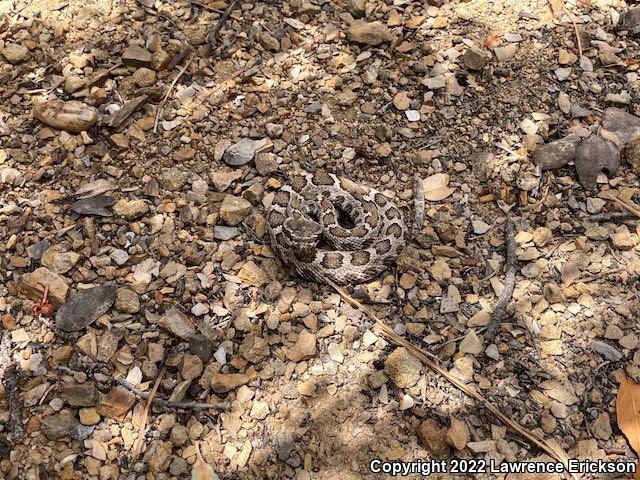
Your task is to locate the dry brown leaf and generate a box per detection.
[422,173,455,201]
[422,173,449,191]
[192,442,220,480]
[446,417,469,450]
[484,33,501,49]
[424,186,455,202]
[617,374,640,456]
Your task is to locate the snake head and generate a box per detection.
[283,217,322,262]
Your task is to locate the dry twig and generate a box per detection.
[188,0,225,13]
[206,0,240,52]
[132,367,165,459]
[565,7,583,58]
[153,54,195,133]
[574,267,627,284]
[602,191,640,219]
[116,377,231,411]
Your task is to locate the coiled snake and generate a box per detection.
[266,171,424,285]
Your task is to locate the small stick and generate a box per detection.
[188,0,225,13]
[565,6,583,58]
[573,267,627,285]
[206,0,240,51]
[132,367,165,459]
[486,217,517,338]
[589,211,637,223]
[602,191,640,219]
[115,377,230,411]
[153,53,195,133]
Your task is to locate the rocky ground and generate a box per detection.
[1,0,640,478]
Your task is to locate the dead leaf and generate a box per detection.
[422,173,454,201]
[446,417,469,450]
[424,186,455,201]
[192,442,220,480]
[422,173,449,191]
[616,374,640,456]
[484,33,501,49]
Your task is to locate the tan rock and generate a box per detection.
[416,419,451,457]
[180,354,204,381]
[41,246,80,274]
[79,407,101,426]
[211,369,257,393]
[17,267,69,307]
[160,308,196,339]
[445,418,469,450]
[113,199,149,219]
[385,347,421,388]
[33,100,99,133]
[347,20,393,46]
[219,195,252,226]
[286,329,317,362]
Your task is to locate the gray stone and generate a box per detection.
[214,226,239,240]
[421,75,446,90]
[41,410,78,439]
[350,0,366,17]
[27,240,50,261]
[110,249,129,266]
[223,138,256,166]
[462,48,488,70]
[304,100,322,114]
[555,67,572,81]
[601,107,640,145]
[60,383,98,407]
[620,7,640,35]
[188,334,213,362]
[493,44,517,62]
[71,195,115,217]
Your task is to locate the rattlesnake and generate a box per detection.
[266,171,424,285]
